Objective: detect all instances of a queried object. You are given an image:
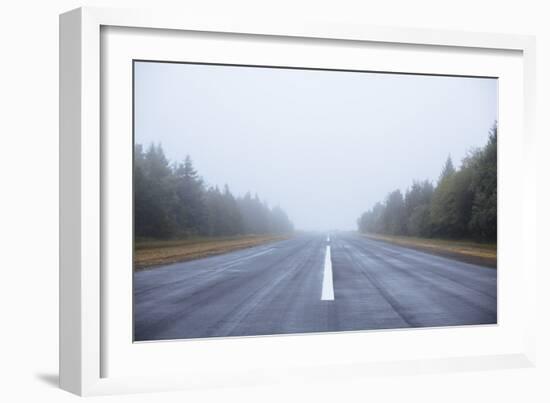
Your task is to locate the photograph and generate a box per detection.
[132,61,498,342]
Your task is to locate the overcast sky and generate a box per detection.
[134,61,497,231]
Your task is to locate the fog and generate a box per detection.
[134,62,497,231]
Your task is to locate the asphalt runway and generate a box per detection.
[134,232,496,341]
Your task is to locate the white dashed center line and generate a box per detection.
[321,234,334,301]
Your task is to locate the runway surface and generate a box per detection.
[134,232,496,341]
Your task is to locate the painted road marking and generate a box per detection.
[327,234,330,243]
[218,247,275,271]
[321,244,334,300]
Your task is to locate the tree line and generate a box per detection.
[357,123,497,242]
[135,143,294,239]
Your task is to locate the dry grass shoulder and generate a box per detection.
[135,234,290,270]
[362,233,497,268]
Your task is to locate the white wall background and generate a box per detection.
[0,0,548,401]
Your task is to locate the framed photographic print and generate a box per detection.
[60,7,537,396]
[132,60,499,342]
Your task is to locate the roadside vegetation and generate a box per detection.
[135,234,288,269]
[357,123,497,263]
[134,143,294,267]
[363,233,496,267]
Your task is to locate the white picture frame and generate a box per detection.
[59,6,537,396]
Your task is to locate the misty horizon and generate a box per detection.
[135,61,497,231]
